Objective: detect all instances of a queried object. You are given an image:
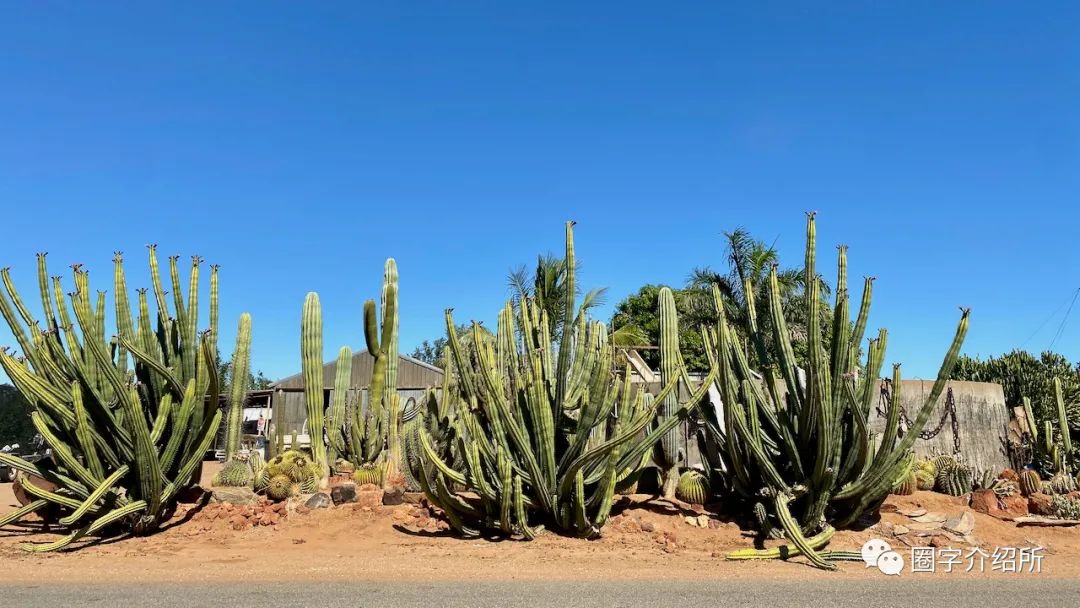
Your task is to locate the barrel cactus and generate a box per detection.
[891,471,917,496]
[935,463,973,496]
[1020,469,1042,497]
[266,474,294,502]
[213,460,254,488]
[930,454,957,473]
[353,463,384,487]
[915,468,936,491]
[1048,472,1076,495]
[676,470,710,505]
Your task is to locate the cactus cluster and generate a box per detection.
[416,223,714,539]
[352,463,384,487]
[1051,495,1080,520]
[913,460,937,490]
[319,258,401,482]
[0,249,247,550]
[698,214,969,570]
[256,449,320,500]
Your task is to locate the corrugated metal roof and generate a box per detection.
[270,350,443,390]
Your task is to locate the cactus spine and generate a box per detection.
[301,293,328,480]
[656,287,686,499]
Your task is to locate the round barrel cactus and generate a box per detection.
[1019,469,1042,497]
[676,470,710,505]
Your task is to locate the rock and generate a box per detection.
[684,516,700,527]
[1029,493,1054,516]
[944,512,974,535]
[305,493,332,510]
[893,524,910,535]
[911,512,947,524]
[383,486,406,506]
[901,508,928,518]
[403,492,425,505]
[330,483,358,505]
[640,521,655,533]
[970,490,999,516]
[1000,495,1029,518]
[999,468,1020,482]
[358,484,384,509]
[696,514,711,528]
[211,487,257,505]
[296,505,311,515]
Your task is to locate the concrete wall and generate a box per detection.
[865,379,1010,472]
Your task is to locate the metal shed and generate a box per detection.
[263,352,444,440]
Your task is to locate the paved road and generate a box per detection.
[4,579,1079,607]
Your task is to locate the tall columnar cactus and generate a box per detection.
[301,292,328,479]
[0,248,242,551]
[701,214,969,569]
[365,259,399,477]
[317,259,399,477]
[214,313,253,488]
[1055,377,1072,473]
[655,287,687,499]
[417,222,715,538]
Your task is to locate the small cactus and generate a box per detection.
[930,454,956,473]
[675,470,710,505]
[266,474,294,502]
[935,462,973,497]
[891,471,917,496]
[213,460,254,487]
[353,462,384,487]
[1019,469,1042,497]
[1050,495,1080,520]
[1048,472,1076,495]
[914,468,936,491]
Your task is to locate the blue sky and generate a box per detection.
[1,2,1078,381]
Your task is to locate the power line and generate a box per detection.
[1020,288,1076,348]
[1048,287,1080,351]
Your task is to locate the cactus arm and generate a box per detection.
[22,500,147,553]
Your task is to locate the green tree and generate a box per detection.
[507,254,606,337]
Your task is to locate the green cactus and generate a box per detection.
[1055,377,1072,473]
[655,288,688,499]
[1050,495,1080,520]
[318,259,400,479]
[353,463,384,487]
[1048,471,1076,495]
[416,222,714,539]
[266,474,294,502]
[216,313,253,487]
[0,249,244,550]
[935,463,973,496]
[915,468,936,491]
[675,470,710,505]
[891,471,917,496]
[699,214,969,570]
[1019,469,1042,497]
[213,459,254,488]
[301,293,328,480]
[248,450,265,478]
[930,454,957,473]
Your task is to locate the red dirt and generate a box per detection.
[3,463,1080,583]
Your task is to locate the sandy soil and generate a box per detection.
[3,462,1079,583]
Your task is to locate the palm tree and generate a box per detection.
[507,254,606,337]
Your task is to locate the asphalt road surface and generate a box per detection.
[4,579,1079,607]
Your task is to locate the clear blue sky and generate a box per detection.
[1,2,1078,381]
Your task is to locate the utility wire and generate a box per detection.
[1020,288,1077,348]
[1048,287,1080,351]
